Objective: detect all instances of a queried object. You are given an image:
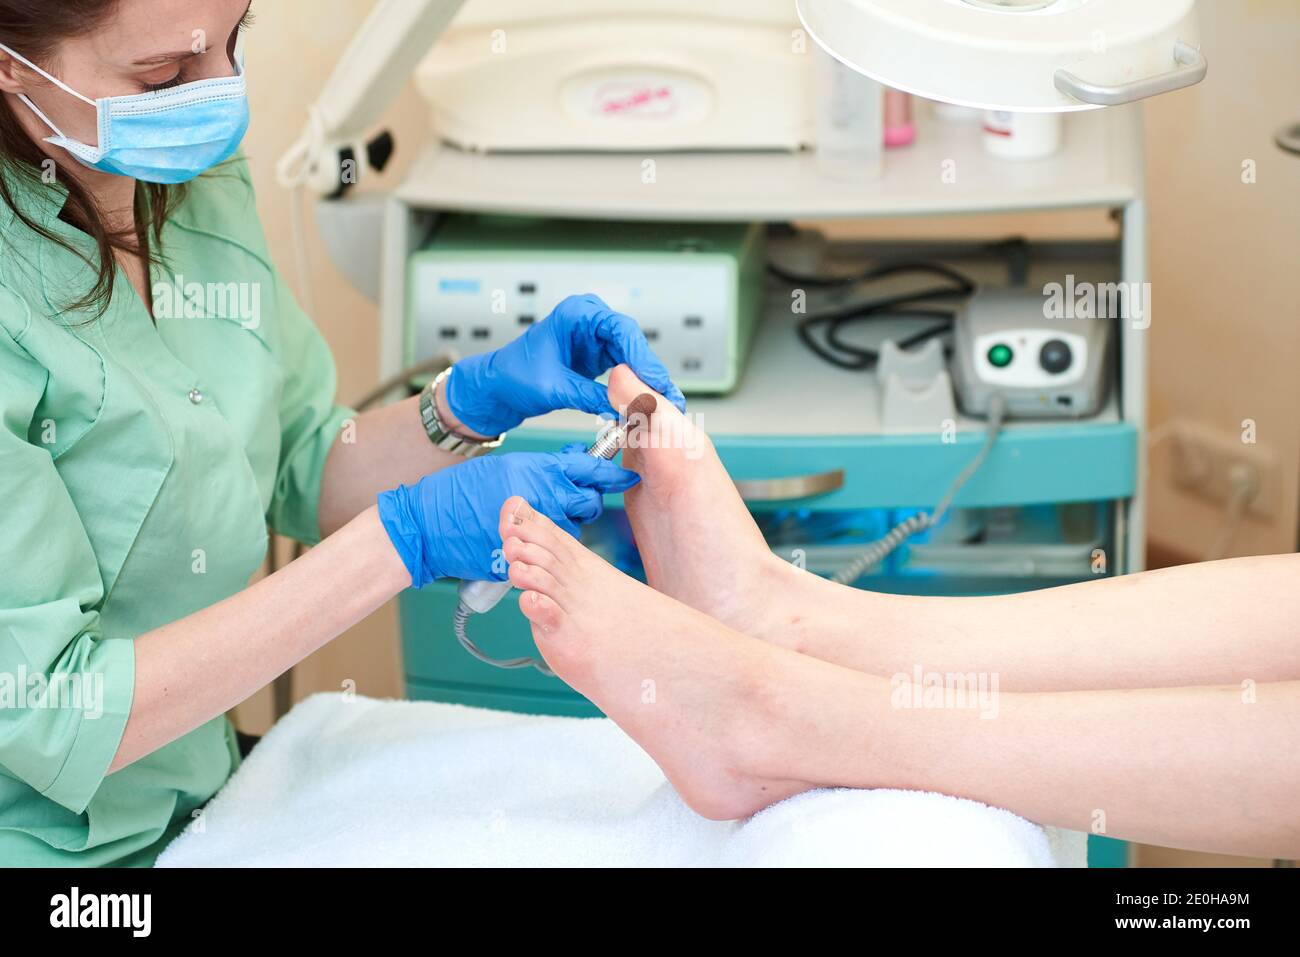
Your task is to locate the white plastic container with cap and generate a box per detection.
[982,110,1065,160]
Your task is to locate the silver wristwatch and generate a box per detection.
[420,368,506,458]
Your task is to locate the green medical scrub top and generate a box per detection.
[0,156,354,867]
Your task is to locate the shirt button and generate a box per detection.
[188,388,205,405]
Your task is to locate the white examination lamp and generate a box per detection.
[796,0,1207,113]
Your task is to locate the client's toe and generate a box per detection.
[501,536,559,572]
[519,589,567,634]
[609,364,658,412]
[498,497,577,556]
[507,559,563,598]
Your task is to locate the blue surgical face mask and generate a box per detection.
[0,43,249,184]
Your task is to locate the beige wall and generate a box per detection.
[1143,0,1299,559]
[231,0,1298,861]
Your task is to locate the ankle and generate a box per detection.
[749,555,828,653]
[723,649,799,779]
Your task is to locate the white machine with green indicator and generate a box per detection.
[407,215,765,394]
[952,289,1114,420]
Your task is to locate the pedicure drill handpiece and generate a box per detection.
[452,394,658,677]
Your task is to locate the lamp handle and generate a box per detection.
[1054,40,1207,107]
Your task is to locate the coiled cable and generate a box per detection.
[453,602,556,677]
[833,395,1008,586]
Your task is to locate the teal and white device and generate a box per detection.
[406,216,765,394]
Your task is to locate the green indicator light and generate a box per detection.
[987,344,1014,368]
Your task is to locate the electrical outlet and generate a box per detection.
[1164,421,1281,519]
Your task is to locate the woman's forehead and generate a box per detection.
[75,0,247,66]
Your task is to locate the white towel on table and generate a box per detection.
[157,693,1085,868]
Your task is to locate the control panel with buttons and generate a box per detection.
[952,289,1114,419]
[406,217,765,394]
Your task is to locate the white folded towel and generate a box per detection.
[157,693,1085,868]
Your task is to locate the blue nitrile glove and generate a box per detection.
[377,451,641,588]
[446,293,688,437]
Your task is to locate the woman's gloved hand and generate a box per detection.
[377,451,640,588]
[446,293,688,437]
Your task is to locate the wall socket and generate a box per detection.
[1163,420,1281,519]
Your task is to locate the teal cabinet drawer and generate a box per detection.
[504,423,1138,511]
[399,580,598,717]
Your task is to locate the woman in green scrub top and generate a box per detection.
[0,0,683,867]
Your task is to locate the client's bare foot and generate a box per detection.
[605,366,813,650]
[498,496,817,820]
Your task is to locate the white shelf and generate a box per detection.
[396,105,1145,222]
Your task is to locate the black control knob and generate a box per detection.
[1039,339,1073,375]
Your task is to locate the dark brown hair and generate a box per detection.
[0,0,188,317]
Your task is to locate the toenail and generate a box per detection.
[510,500,533,525]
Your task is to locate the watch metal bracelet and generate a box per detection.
[420,369,505,458]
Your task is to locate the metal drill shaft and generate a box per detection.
[585,423,629,460]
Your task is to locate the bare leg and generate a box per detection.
[500,497,1300,856]
[776,657,1300,858]
[607,367,1300,692]
[766,552,1300,691]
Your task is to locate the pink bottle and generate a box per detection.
[884,89,915,148]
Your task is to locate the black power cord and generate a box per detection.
[770,236,1039,372]
[771,260,978,371]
